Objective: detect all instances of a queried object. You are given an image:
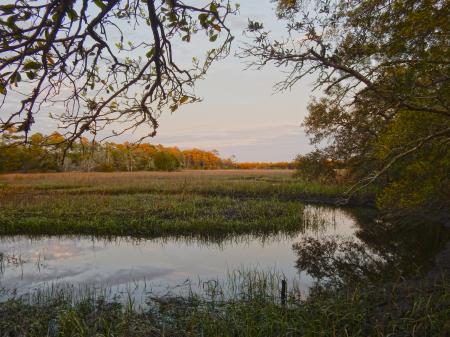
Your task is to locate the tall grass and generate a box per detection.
[0,270,448,337]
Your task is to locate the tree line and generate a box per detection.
[0,131,293,173]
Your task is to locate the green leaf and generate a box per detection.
[67,9,78,21]
[51,12,59,22]
[26,71,36,80]
[198,13,208,25]
[168,12,177,22]
[23,60,42,71]
[209,34,218,42]
[109,101,118,110]
[11,72,21,84]
[210,3,218,14]
[146,47,155,58]
[0,83,6,95]
[93,0,106,10]
[179,96,189,104]
[7,14,17,25]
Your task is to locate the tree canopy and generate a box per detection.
[0,0,237,145]
[244,0,450,210]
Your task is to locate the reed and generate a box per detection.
[0,270,448,337]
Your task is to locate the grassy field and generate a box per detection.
[0,170,353,238]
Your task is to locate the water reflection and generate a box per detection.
[293,209,449,287]
[0,205,360,298]
[0,205,446,302]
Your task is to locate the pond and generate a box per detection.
[0,204,446,305]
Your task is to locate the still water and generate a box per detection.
[0,204,442,303]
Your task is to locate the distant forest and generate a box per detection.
[0,131,294,172]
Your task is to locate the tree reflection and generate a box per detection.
[293,209,450,287]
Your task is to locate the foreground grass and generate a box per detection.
[0,272,448,337]
[0,170,366,238]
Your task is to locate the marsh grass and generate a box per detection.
[0,194,305,237]
[0,270,448,337]
[0,170,362,238]
[0,170,347,198]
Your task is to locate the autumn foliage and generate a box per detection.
[0,131,293,173]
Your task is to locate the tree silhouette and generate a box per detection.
[0,0,236,145]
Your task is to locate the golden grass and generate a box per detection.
[0,169,293,188]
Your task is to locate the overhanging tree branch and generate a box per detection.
[0,0,237,147]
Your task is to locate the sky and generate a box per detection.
[4,0,317,162]
[144,0,316,162]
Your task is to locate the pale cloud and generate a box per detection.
[153,123,301,148]
[150,123,313,161]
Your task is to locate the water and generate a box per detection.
[0,205,445,304]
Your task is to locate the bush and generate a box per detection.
[294,150,336,183]
[152,152,180,171]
